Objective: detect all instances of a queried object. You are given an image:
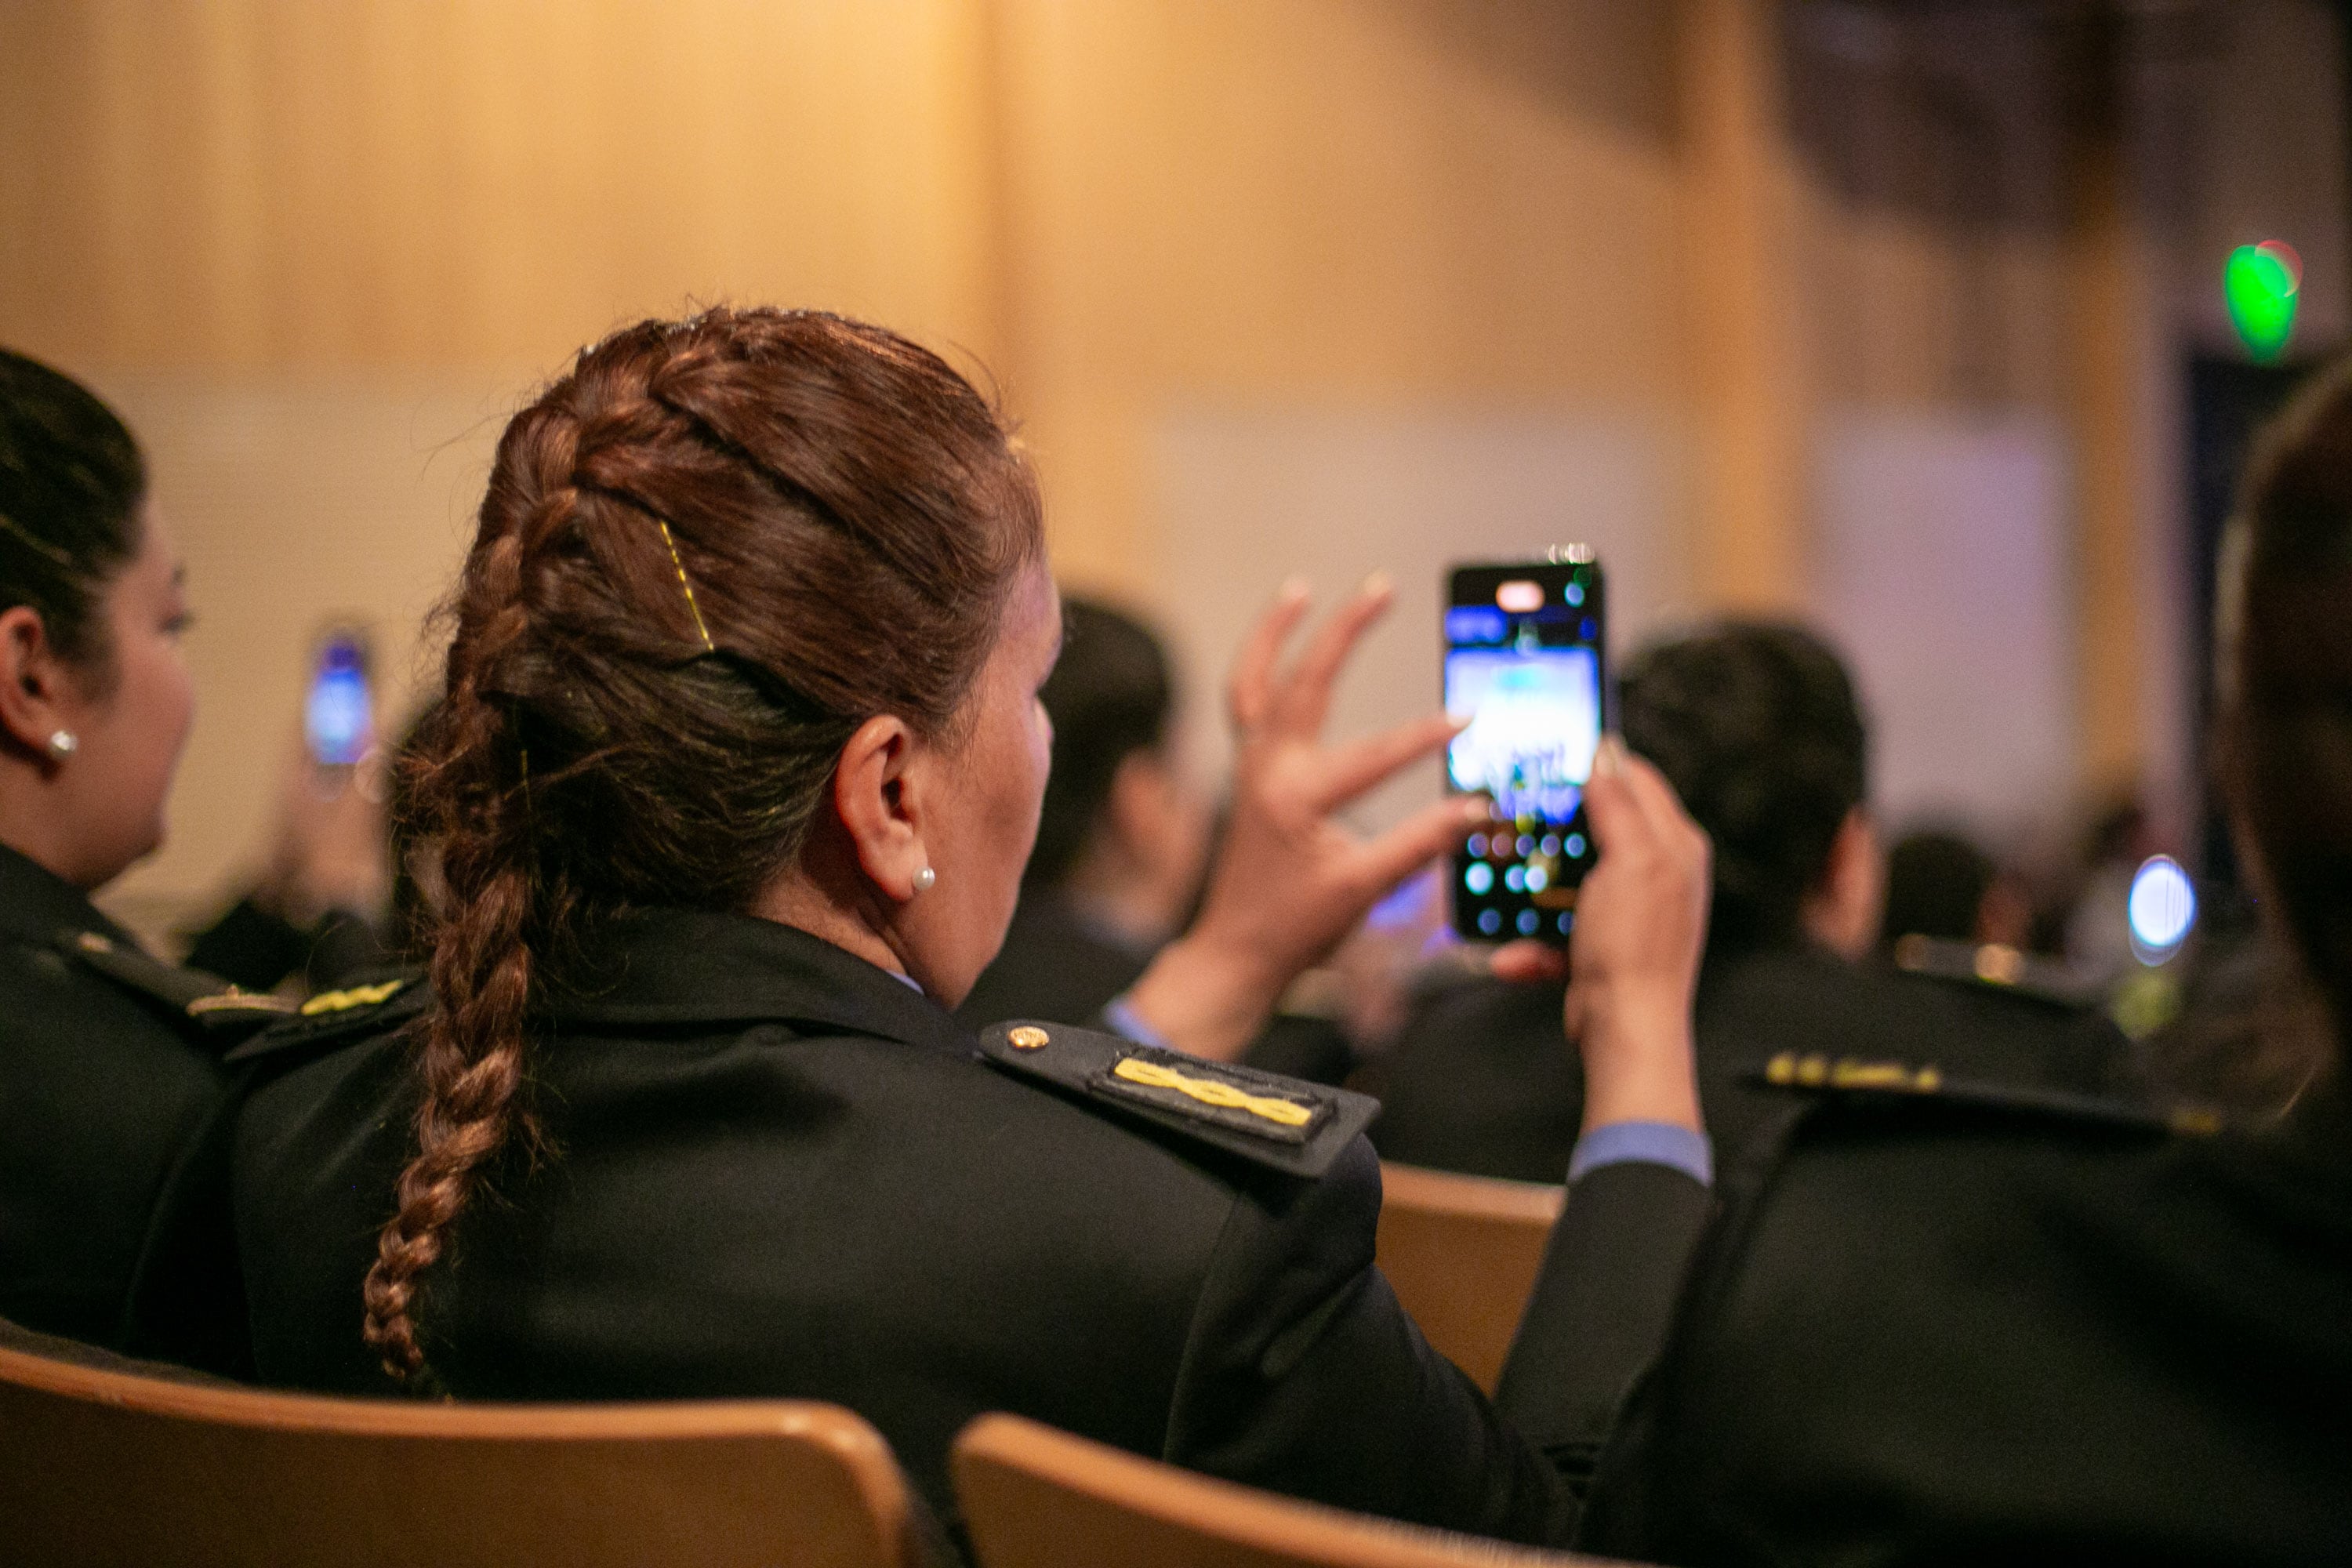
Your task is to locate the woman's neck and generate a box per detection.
[0,765,105,891]
[748,869,913,982]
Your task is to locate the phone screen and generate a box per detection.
[1446,557,1604,943]
[305,633,374,768]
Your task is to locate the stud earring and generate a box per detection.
[912,866,937,893]
[47,730,77,758]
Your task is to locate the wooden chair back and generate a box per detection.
[1374,1162,1563,1394]
[0,1331,926,1568]
[953,1411,1613,1568]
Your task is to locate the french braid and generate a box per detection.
[361,309,1040,1380]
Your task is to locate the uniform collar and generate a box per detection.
[0,839,134,949]
[547,907,977,1058]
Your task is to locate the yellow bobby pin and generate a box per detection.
[657,519,716,652]
[0,510,76,568]
[1112,1056,1313,1127]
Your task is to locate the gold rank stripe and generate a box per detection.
[300,979,407,1016]
[1763,1051,1943,1094]
[1112,1056,1314,1127]
[187,991,297,1016]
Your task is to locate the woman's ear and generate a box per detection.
[0,605,71,759]
[829,712,933,902]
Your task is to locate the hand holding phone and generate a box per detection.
[305,630,375,769]
[1446,553,1605,945]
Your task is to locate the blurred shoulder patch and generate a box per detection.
[1749,1049,2223,1137]
[1890,934,2103,1009]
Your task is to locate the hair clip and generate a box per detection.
[0,510,77,569]
[655,519,716,652]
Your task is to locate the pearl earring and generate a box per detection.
[912,866,937,893]
[47,730,77,758]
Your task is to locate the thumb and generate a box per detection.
[1581,734,1639,851]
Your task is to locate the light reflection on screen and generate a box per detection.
[1444,645,1599,824]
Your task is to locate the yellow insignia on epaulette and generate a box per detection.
[299,979,407,1015]
[1110,1055,1315,1127]
[975,1021,1375,1178]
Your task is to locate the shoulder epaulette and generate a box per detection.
[976,1020,1377,1179]
[1890,934,2104,1009]
[1748,1049,2224,1137]
[59,927,297,1046]
[222,975,426,1065]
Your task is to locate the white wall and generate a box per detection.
[89,377,507,942]
[1813,412,2076,844]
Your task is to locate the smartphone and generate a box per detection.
[1445,553,1605,944]
[304,630,375,768]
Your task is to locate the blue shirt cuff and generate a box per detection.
[1566,1120,1712,1188]
[1102,996,1172,1051]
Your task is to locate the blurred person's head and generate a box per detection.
[369,307,1046,1378]
[1881,829,2029,949]
[1620,621,1878,959]
[1024,596,1210,947]
[2216,357,2352,1052]
[1882,830,1993,945]
[0,349,194,890]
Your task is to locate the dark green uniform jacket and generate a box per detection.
[1570,1066,2352,1565]
[0,842,250,1370]
[231,908,1693,1543]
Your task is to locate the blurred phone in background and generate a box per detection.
[1445,553,1605,945]
[304,629,374,770]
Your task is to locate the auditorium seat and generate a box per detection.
[953,1411,1614,1568]
[1374,1162,1564,1393]
[0,1317,930,1568]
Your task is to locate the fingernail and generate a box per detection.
[1594,735,1624,777]
[1359,569,1393,598]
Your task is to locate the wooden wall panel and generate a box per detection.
[0,0,1004,372]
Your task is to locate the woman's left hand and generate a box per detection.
[1120,576,1484,1062]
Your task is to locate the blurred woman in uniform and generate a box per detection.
[233,308,1715,1544]
[1543,360,2352,1561]
[0,349,245,1367]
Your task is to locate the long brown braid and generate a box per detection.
[361,309,1042,1380]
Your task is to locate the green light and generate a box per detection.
[2225,241,2299,362]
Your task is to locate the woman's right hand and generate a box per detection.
[1493,737,1711,1134]
[1120,576,1483,1062]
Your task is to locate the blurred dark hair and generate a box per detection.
[1882,829,1995,946]
[1620,621,1867,951]
[1025,597,1174,888]
[0,349,147,685]
[2218,354,2352,1061]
